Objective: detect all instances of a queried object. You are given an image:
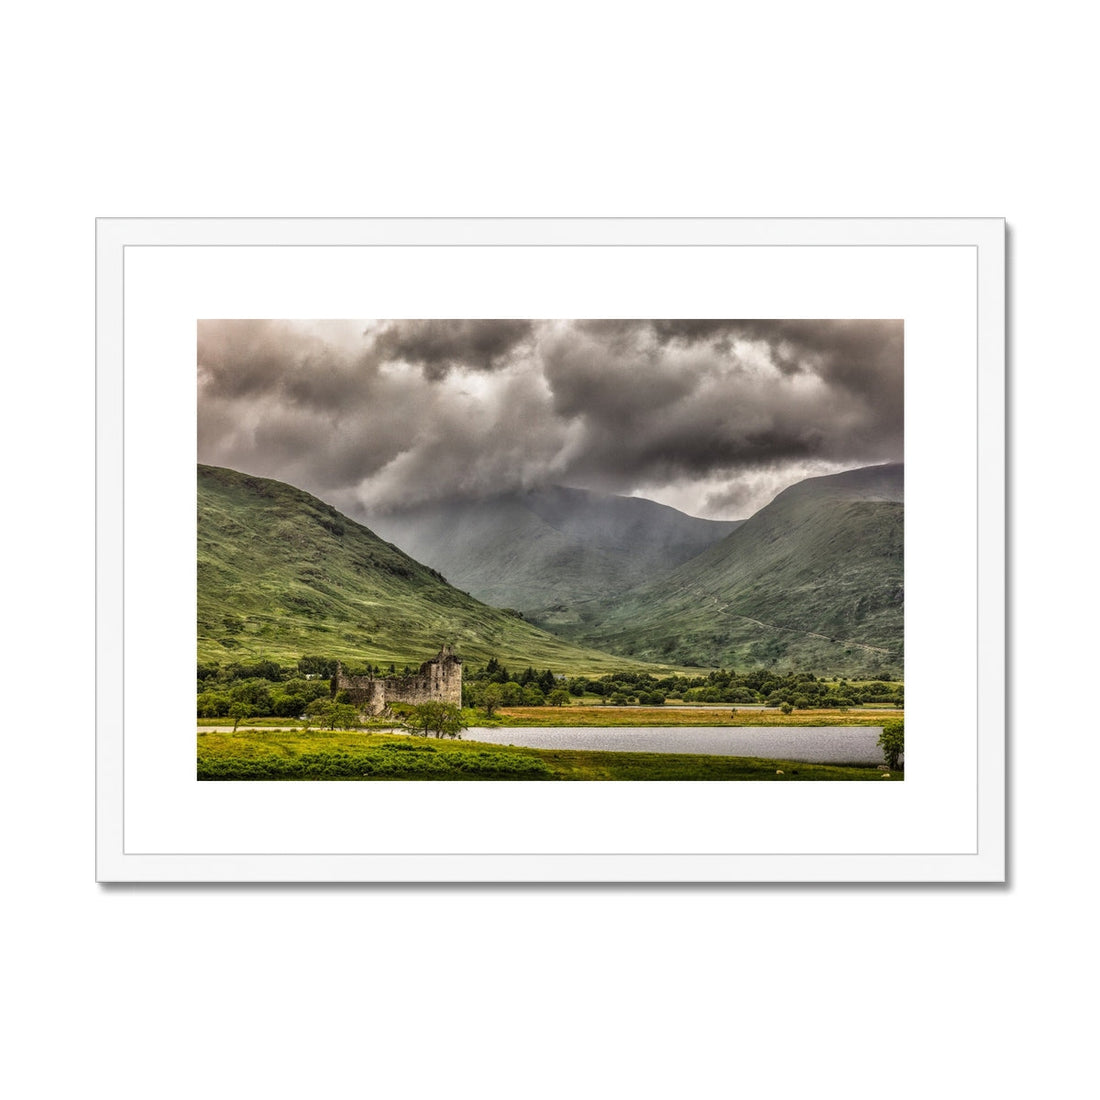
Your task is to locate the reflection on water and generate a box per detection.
[464,726,884,765]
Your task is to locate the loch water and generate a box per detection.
[464,725,884,765]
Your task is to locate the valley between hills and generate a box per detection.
[199,461,903,679]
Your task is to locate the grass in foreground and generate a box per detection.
[197,730,900,781]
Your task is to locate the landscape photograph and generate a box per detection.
[196,318,904,781]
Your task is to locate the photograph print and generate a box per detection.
[196,318,904,781]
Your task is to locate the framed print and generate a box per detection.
[95,217,1005,882]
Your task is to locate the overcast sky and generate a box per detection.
[197,318,902,520]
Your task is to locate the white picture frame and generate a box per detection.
[96,217,1005,882]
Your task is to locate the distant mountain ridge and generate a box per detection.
[562,464,904,675]
[764,462,903,506]
[367,485,741,624]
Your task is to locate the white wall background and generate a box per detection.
[3,3,1092,1098]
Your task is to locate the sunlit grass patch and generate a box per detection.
[198,730,900,781]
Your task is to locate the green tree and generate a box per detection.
[305,698,332,726]
[330,703,358,730]
[298,656,337,678]
[197,691,230,718]
[878,719,904,769]
[547,688,570,707]
[229,679,274,713]
[304,698,357,730]
[406,702,465,739]
[521,684,546,706]
[229,702,250,731]
[481,683,504,718]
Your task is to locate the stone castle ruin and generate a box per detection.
[334,644,462,716]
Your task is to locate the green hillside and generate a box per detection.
[368,485,739,625]
[197,465,662,674]
[564,465,904,676]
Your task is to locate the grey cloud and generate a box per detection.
[198,319,381,412]
[370,319,535,380]
[541,324,701,423]
[357,369,572,510]
[576,319,903,395]
[198,318,902,520]
[539,321,900,487]
[655,319,903,397]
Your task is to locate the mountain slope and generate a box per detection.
[564,464,904,675]
[367,485,741,623]
[197,465,659,672]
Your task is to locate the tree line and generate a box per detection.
[464,661,903,709]
[196,655,903,719]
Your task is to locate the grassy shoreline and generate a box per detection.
[198,704,901,731]
[486,705,897,727]
[197,729,900,781]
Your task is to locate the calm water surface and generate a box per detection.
[465,725,883,765]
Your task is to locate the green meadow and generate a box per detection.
[198,729,900,782]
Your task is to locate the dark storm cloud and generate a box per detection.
[197,318,902,519]
[538,319,901,485]
[653,318,904,395]
[199,320,408,500]
[370,319,535,380]
[541,322,701,422]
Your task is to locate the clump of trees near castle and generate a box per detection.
[197,659,334,719]
[398,701,466,738]
[197,655,904,722]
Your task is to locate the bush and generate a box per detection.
[197,743,554,780]
[878,719,904,769]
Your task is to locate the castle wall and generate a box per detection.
[335,646,462,716]
[334,672,387,714]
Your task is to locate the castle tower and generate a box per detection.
[422,644,462,706]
